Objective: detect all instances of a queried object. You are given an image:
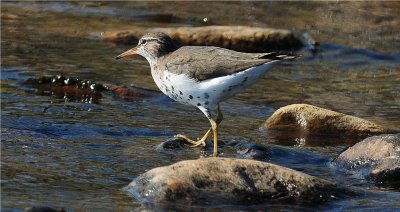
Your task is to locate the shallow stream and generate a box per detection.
[1,2,400,211]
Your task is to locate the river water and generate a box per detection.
[1,2,399,211]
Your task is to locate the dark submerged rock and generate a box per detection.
[125,158,349,207]
[156,137,188,150]
[24,75,104,103]
[24,75,161,102]
[236,143,271,161]
[334,134,400,185]
[264,104,392,138]
[98,26,304,52]
[156,137,227,153]
[25,206,65,212]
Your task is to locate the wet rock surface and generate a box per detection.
[157,138,271,161]
[334,134,400,184]
[102,83,161,101]
[98,26,303,52]
[156,137,189,150]
[24,75,160,102]
[235,143,271,161]
[125,157,348,207]
[264,104,392,138]
[24,75,104,103]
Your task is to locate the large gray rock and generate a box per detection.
[335,134,400,183]
[97,26,303,52]
[264,104,392,137]
[125,158,347,207]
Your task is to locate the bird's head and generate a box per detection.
[115,32,178,62]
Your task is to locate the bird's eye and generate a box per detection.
[140,39,147,45]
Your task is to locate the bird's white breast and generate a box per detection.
[151,62,276,109]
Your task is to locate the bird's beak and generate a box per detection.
[115,47,138,60]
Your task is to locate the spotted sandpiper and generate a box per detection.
[116,32,295,157]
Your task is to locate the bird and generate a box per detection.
[116,32,295,157]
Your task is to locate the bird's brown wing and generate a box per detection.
[162,46,291,81]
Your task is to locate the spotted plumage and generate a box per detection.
[116,32,296,157]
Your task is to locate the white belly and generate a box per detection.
[151,62,276,109]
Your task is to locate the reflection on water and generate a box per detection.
[1,1,400,211]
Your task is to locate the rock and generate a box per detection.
[1,13,19,20]
[156,137,226,152]
[334,134,400,184]
[24,75,104,103]
[125,158,348,207]
[25,206,65,212]
[97,26,303,52]
[102,83,161,101]
[156,137,188,150]
[264,104,392,138]
[24,75,161,102]
[236,143,271,161]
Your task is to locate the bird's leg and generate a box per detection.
[187,105,223,146]
[176,105,223,148]
[206,104,222,157]
[175,133,207,147]
[209,117,219,157]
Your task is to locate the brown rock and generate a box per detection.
[99,30,145,44]
[25,206,65,212]
[125,157,348,206]
[264,104,392,137]
[102,83,161,101]
[335,134,400,183]
[98,26,303,52]
[24,75,161,102]
[1,13,19,20]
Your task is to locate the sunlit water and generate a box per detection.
[1,2,400,211]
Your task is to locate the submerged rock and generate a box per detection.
[102,83,161,101]
[156,137,189,150]
[24,75,160,102]
[25,206,65,212]
[264,104,392,138]
[24,75,104,103]
[334,134,400,184]
[98,26,303,52]
[236,143,271,161]
[125,158,347,207]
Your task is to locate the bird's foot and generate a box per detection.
[175,134,206,147]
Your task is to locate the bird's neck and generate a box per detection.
[146,57,159,72]
[146,57,163,80]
